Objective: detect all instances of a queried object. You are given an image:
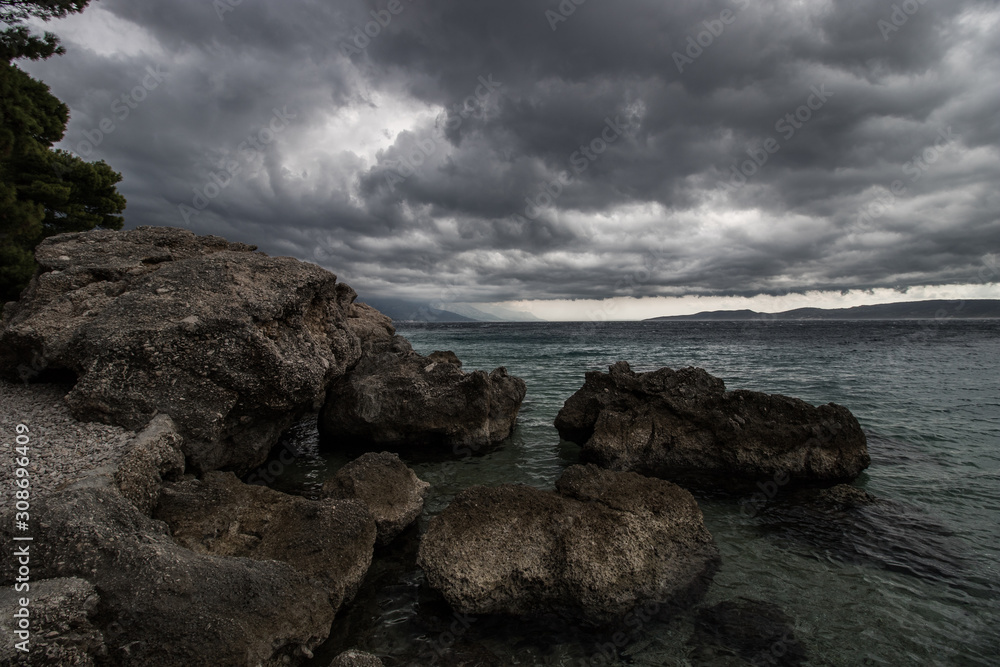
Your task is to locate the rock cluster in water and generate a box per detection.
[555,361,870,488]
[0,227,900,665]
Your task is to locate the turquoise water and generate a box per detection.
[269,320,1000,666]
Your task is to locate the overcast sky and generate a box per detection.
[21,0,1000,319]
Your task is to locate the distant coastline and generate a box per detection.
[645,299,1000,321]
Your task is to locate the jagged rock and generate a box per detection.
[688,598,806,666]
[0,484,334,666]
[417,464,718,625]
[0,577,106,666]
[155,471,377,608]
[757,484,970,585]
[323,451,430,545]
[329,649,385,666]
[555,362,869,489]
[319,336,526,452]
[0,226,381,474]
[114,414,185,515]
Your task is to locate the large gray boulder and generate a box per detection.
[319,336,526,452]
[0,484,335,666]
[0,577,106,666]
[155,471,377,609]
[329,649,385,666]
[0,226,383,474]
[322,451,430,545]
[555,362,869,489]
[417,464,719,625]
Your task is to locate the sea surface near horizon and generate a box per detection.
[268,320,1000,666]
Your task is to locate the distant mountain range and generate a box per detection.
[358,298,544,323]
[645,299,1000,321]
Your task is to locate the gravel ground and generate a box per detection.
[0,380,136,504]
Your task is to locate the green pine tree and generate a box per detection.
[1,0,127,304]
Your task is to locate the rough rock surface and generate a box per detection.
[323,451,430,545]
[155,470,377,608]
[0,226,378,474]
[0,484,335,666]
[114,414,185,515]
[320,336,526,452]
[329,649,385,666]
[688,598,806,666]
[0,577,106,666]
[555,362,869,488]
[417,464,719,624]
[0,379,134,504]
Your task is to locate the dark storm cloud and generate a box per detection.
[19,0,1000,303]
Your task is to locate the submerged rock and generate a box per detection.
[155,471,377,609]
[688,598,806,666]
[0,484,334,666]
[329,649,385,666]
[0,577,106,666]
[417,464,719,625]
[757,484,971,585]
[0,226,383,474]
[319,336,526,453]
[323,451,430,545]
[555,362,869,489]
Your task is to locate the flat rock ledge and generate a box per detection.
[322,451,430,545]
[417,464,719,625]
[555,362,869,489]
[320,336,527,454]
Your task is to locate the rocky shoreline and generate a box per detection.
[0,227,894,666]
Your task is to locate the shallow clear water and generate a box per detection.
[267,320,1000,666]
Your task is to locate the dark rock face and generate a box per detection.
[417,464,719,625]
[320,336,526,452]
[0,577,106,666]
[757,484,971,585]
[555,362,869,489]
[114,414,185,516]
[0,226,381,474]
[322,451,430,545]
[688,598,806,666]
[0,485,335,666]
[155,471,377,609]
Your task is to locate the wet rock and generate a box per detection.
[688,598,806,666]
[417,464,718,625]
[320,336,526,453]
[0,226,380,474]
[757,484,970,585]
[155,471,377,608]
[329,649,384,666]
[0,484,334,666]
[0,577,106,666]
[323,451,430,545]
[555,362,869,489]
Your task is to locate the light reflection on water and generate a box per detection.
[262,320,1000,666]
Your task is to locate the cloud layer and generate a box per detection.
[21,0,1000,309]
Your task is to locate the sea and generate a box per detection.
[264,320,1000,666]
